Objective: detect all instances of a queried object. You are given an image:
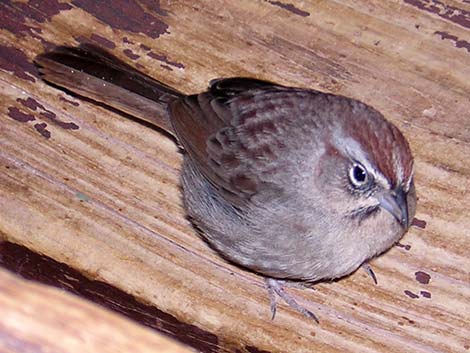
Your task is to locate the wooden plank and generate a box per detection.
[0,267,191,353]
[0,1,469,352]
[0,242,221,352]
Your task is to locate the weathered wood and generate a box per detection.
[0,241,226,352]
[0,1,469,352]
[0,267,191,353]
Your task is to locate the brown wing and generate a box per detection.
[170,78,320,205]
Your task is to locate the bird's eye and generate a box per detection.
[349,163,369,188]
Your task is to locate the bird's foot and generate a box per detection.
[362,262,378,285]
[265,278,319,323]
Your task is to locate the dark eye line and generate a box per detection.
[347,205,380,224]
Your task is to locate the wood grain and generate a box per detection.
[0,1,469,352]
[0,267,191,353]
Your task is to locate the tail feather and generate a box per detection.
[34,44,181,135]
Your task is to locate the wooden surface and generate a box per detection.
[0,267,191,353]
[0,1,469,352]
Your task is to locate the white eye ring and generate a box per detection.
[349,163,369,187]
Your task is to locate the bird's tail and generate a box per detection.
[34,44,182,135]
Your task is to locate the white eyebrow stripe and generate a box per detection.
[333,132,391,188]
[355,156,389,188]
[393,147,404,183]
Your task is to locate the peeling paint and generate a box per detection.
[435,31,470,53]
[404,290,419,299]
[123,48,140,60]
[34,122,51,139]
[404,0,470,30]
[160,64,173,71]
[397,242,412,251]
[415,271,431,285]
[90,34,117,49]
[7,107,36,122]
[59,96,80,107]
[17,97,80,131]
[420,290,432,298]
[0,0,72,38]
[71,0,169,38]
[140,43,152,51]
[122,37,134,44]
[0,46,37,82]
[17,97,43,111]
[147,51,185,69]
[265,0,310,17]
[411,217,427,229]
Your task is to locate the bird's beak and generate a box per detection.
[378,186,409,228]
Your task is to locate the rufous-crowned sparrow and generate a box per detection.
[34,45,416,322]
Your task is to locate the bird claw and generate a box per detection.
[265,278,319,323]
[270,302,277,321]
[362,262,378,285]
[266,280,277,320]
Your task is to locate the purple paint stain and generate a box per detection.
[15,0,72,23]
[59,96,80,106]
[0,0,72,38]
[0,46,37,82]
[397,242,412,251]
[0,2,41,37]
[123,49,140,60]
[34,123,51,139]
[266,0,310,17]
[147,51,185,69]
[140,43,151,51]
[415,271,431,284]
[16,97,47,111]
[16,96,79,130]
[122,37,134,44]
[41,110,55,120]
[404,0,470,30]
[412,217,427,229]
[17,97,43,111]
[420,290,432,299]
[160,64,173,71]
[404,290,419,299]
[71,0,169,38]
[435,31,470,53]
[74,35,90,44]
[8,107,35,123]
[39,112,79,130]
[90,34,116,49]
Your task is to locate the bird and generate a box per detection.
[34,44,416,322]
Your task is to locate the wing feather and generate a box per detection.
[170,78,320,205]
